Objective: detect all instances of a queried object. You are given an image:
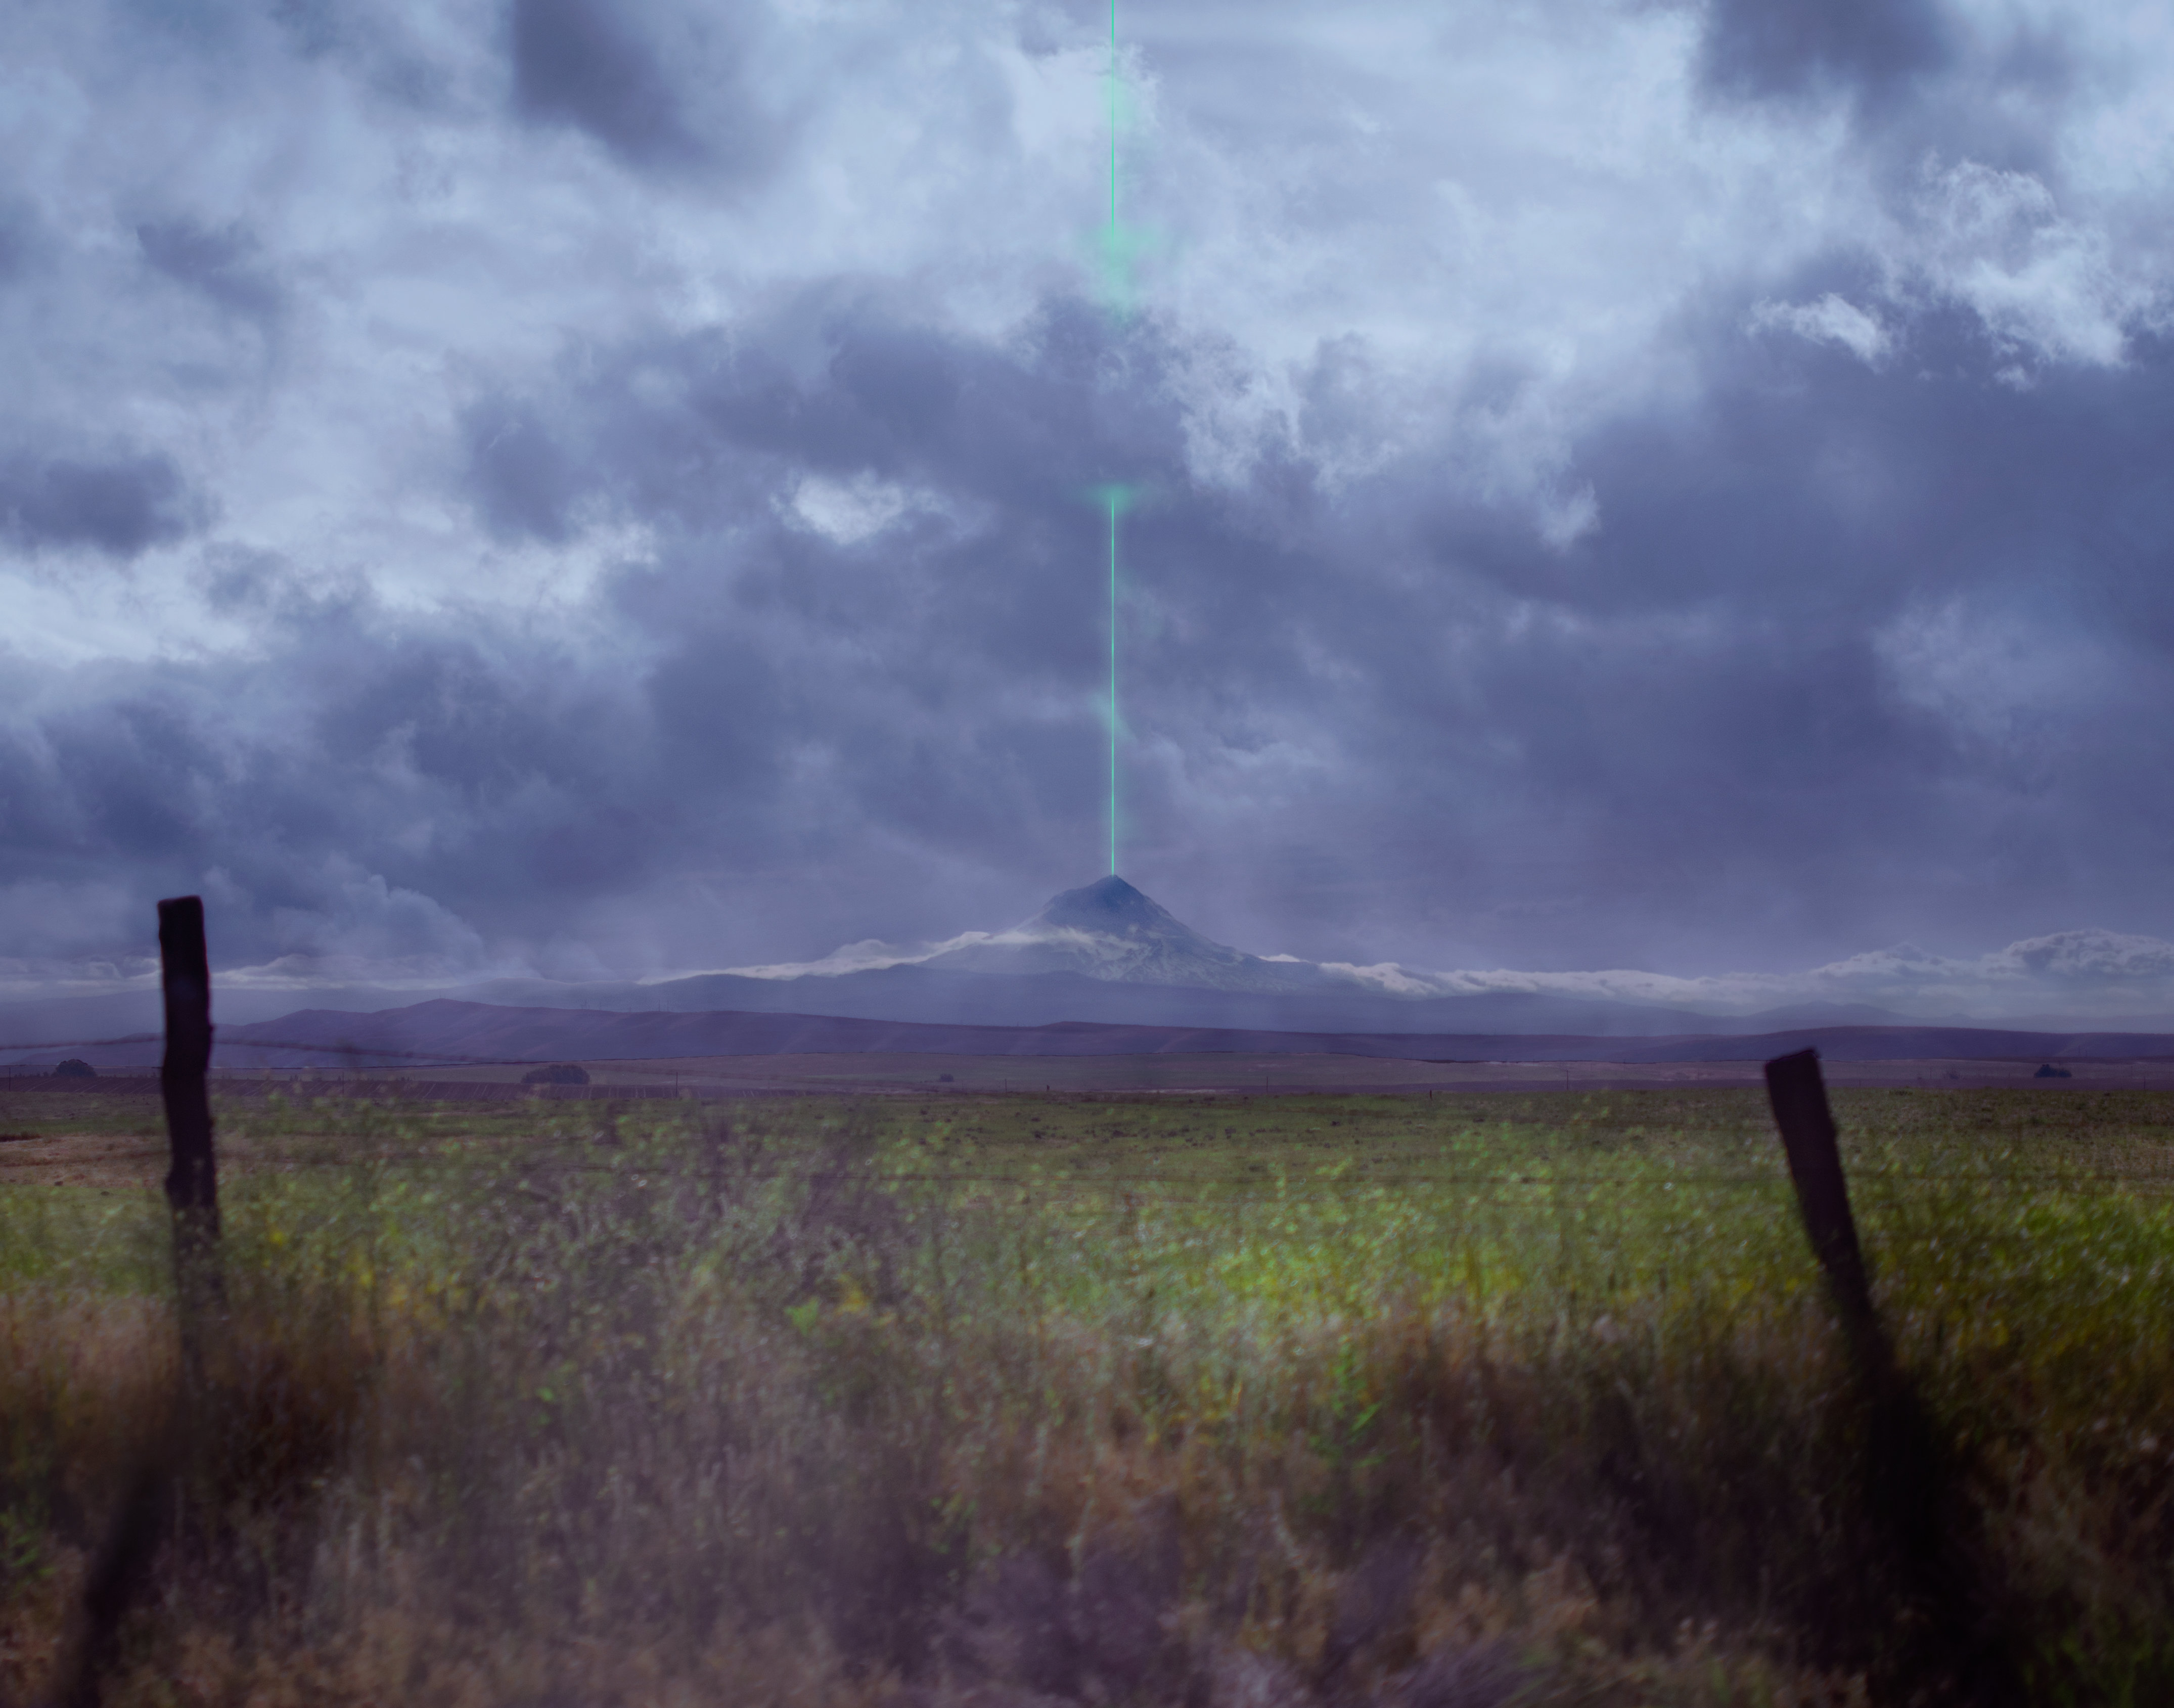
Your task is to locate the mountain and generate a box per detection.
[0,961,1742,1059]
[609,875,1754,1033]
[10,880,2169,1061]
[0,881,1965,1057]
[921,876,1331,992]
[645,966,1726,1034]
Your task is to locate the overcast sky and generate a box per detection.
[6,0,2174,1012]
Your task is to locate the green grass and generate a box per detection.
[4,1087,2173,1705]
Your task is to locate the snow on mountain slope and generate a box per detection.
[921,876,1334,993]
[14,881,2172,1053]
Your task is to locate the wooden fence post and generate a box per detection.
[50,902,220,1708]
[158,896,222,1329]
[1761,1048,1881,1353]
[1761,1047,2018,1703]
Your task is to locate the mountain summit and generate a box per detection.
[922,875,1330,993]
[1030,875,1191,936]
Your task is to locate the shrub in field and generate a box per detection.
[520,1062,591,1085]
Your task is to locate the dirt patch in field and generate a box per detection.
[0,1132,169,1191]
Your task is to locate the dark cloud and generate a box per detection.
[1699,0,1955,106]
[0,591,653,968]
[10,280,2174,980]
[508,0,712,170]
[6,0,2172,996]
[461,396,581,542]
[13,250,2174,979]
[0,452,199,557]
[1289,299,2174,969]
[114,0,249,50]
[0,198,41,285]
[264,0,456,106]
[269,0,346,59]
[343,283,2169,969]
[136,217,282,321]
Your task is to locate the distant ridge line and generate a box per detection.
[169,1001,2174,1069]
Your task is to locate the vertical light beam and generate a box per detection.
[1108,487,1118,875]
[1109,0,1118,236]
[1107,0,1120,878]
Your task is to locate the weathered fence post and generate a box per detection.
[49,902,221,1708]
[1762,1049,1882,1353]
[1761,1047,2017,1703]
[159,896,222,1331]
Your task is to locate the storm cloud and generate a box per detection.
[1698,0,1955,106]
[0,452,199,558]
[2,0,2172,1013]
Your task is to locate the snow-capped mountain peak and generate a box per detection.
[921,876,1328,993]
[1028,875,1192,937]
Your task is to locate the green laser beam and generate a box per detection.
[1093,0,1151,317]
[1096,486,1148,873]
[1089,480,1143,876]
[1108,487,1118,875]
[1108,0,1119,877]
[1109,0,1118,237]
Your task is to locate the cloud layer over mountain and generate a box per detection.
[719,887,2174,1027]
[4,0,2174,1004]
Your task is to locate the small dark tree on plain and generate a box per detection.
[522,1063,590,1085]
[53,1058,96,1078]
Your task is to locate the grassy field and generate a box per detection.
[2,1084,2171,1705]
[17,1050,2170,1098]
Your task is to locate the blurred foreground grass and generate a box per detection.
[2,1085,2171,1705]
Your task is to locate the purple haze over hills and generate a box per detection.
[42,999,2174,1072]
[3,880,2170,1071]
